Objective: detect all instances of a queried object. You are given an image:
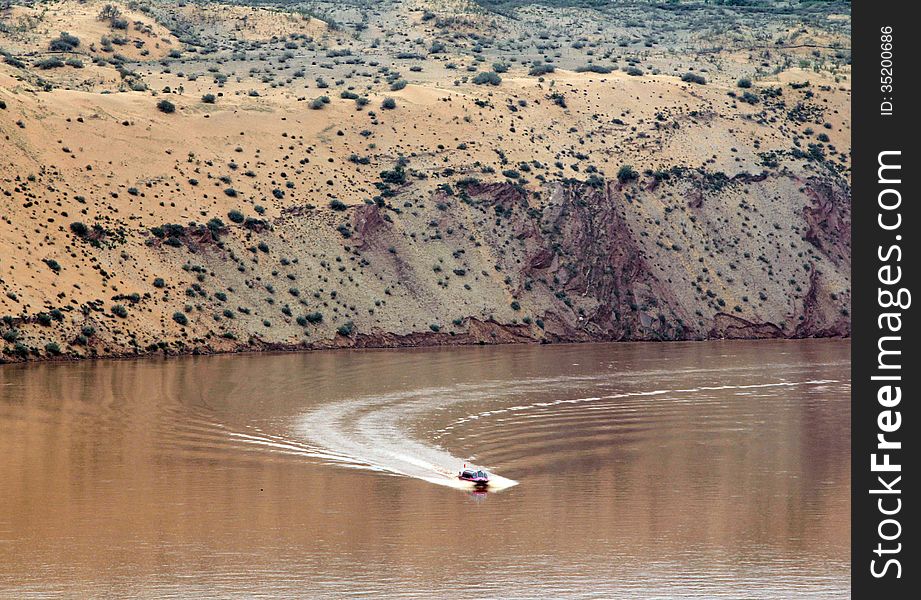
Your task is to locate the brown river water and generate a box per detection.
[1,339,849,598]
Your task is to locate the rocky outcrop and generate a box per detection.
[802,177,851,267]
[709,314,785,339]
[1,174,851,363]
[519,181,686,341]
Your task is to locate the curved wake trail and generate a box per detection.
[298,385,520,491]
[295,369,843,492]
[435,379,841,435]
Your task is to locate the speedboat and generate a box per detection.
[458,467,489,488]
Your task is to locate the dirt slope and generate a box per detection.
[1,0,851,362]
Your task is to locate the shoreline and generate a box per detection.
[0,328,851,367]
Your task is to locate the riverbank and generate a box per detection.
[1,314,849,365]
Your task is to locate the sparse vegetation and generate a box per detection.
[681,72,706,85]
[310,96,330,109]
[48,32,80,52]
[617,165,638,183]
[0,0,852,363]
[528,63,555,76]
[35,57,65,70]
[472,71,501,86]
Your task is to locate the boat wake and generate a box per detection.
[294,368,842,493]
[435,379,840,436]
[297,384,520,491]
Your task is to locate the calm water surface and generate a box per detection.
[0,340,849,598]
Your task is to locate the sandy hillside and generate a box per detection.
[1,0,851,362]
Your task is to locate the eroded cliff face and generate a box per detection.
[454,174,850,345]
[1,171,850,363]
[1,7,852,362]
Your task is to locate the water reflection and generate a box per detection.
[1,340,849,598]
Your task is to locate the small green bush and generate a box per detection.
[49,32,80,52]
[740,91,760,105]
[472,71,502,86]
[575,64,613,74]
[617,165,639,183]
[35,57,65,70]
[528,63,555,76]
